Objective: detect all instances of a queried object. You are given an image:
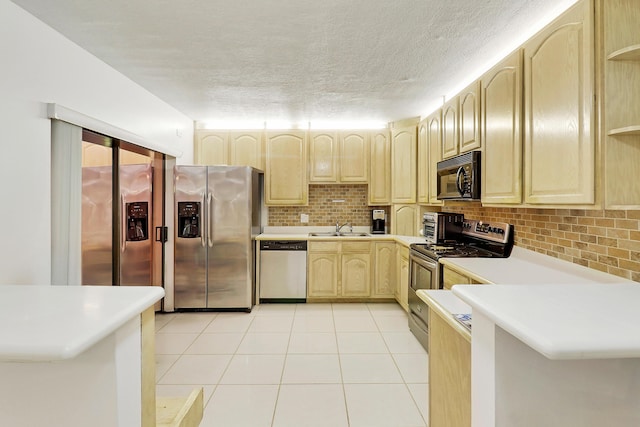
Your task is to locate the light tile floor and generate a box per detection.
[155,302,429,427]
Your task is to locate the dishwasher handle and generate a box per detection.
[260,241,308,251]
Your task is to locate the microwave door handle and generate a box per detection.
[455,166,465,196]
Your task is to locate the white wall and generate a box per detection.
[0,0,194,285]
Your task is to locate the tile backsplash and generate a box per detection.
[269,189,640,282]
[268,184,388,228]
[445,205,640,283]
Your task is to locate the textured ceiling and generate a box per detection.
[12,0,578,126]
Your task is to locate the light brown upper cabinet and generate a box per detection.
[441,98,460,159]
[309,131,368,183]
[427,110,444,205]
[368,130,391,205]
[194,130,263,170]
[417,118,429,204]
[391,204,418,237]
[265,131,308,205]
[309,131,339,182]
[229,131,264,170]
[391,126,417,203]
[602,0,640,208]
[481,50,523,205]
[194,131,227,165]
[523,0,594,205]
[339,132,369,182]
[459,81,482,153]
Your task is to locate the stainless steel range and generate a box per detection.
[408,218,514,351]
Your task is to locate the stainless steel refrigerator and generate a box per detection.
[81,163,153,286]
[174,166,262,310]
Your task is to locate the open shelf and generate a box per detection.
[607,44,640,61]
[608,125,640,136]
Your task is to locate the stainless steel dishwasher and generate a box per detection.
[259,240,307,303]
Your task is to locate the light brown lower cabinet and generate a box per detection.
[442,265,483,290]
[429,308,471,427]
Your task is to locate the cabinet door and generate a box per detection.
[195,131,228,165]
[265,131,308,205]
[309,132,338,183]
[523,0,594,205]
[392,204,417,237]
[482,50,523,204]
[417,119,430,204]
[459,81,481,153]
[396,246,409,311]
[442,266,472,290]
[429,309,471,427]
[427,110,444,205]
[340,132,369,182]
[229,131,263,170]
[307,253,339,297]
[341,253,371,297]
[442,98,459,159]
[391,126,417,203]
[368,130,391,205]
[373,242,396,297]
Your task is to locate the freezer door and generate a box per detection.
[207,166,253,309]
[120,163,153,286]
[174,166,208,308]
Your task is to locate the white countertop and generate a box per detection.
[257,226,426,247]
[0,285,164,361]
[441,246,633,285]
[453,283,640,360]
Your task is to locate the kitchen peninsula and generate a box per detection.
[0,285,164,427]
[453,283,640,427]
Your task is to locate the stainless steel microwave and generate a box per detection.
[436,151,481,200]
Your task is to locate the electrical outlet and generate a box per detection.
[300,213,309,223]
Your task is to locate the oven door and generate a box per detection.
[408,250,440,351]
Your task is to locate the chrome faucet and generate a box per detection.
[335,221,352,234]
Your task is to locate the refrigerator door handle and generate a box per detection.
[201,192,206,247]
[121,194,127,253]
[207,192,214,247]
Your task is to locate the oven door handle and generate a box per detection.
[455,166,466,196]
[409,252,438,271]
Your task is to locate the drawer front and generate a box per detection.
[308,241,340,252]
[341,241,371,253]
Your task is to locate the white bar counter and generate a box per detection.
[0,285,164,427]
[452,283,640,427]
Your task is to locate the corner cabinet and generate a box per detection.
[523,0,595,205]
[481,50,524,205]
[395,245,409,311]
[368,130,391,205]
[265,131,308,205]
[391,126,417,203]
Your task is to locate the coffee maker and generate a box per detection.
[371,209,386,234]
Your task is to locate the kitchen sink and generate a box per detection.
[308,232,371,237]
